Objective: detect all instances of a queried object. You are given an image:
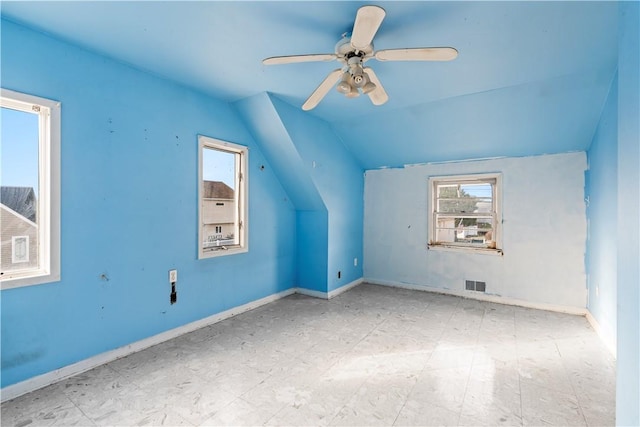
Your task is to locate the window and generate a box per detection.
[198,135,248,258]
[428,173,501,252]
[1,89,61,289]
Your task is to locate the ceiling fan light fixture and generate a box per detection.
[345,86,360,98]
[336,72,354,94]
[362,81,377,94]
[348,61,367,88]
[336,81,352,94]
[352,73,365,88]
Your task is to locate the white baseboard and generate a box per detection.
[294,287,329,299]
[585,311,617,358]
[6,278,613,404]
[328,278,363,299]
[365,278,588,316]
[1,278,367,403]
[295,278,364,300]
[1,288,296,403]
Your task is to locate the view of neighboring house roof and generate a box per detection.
[203,181,234,199]
[0,186,36,222]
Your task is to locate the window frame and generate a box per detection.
[428,173,502,254]
[198,135,248,259]
[1,88,61,289]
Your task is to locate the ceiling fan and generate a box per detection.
[263,5,458,111]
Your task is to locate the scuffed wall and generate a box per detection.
[1,19,297,388]
[364,152,587,308]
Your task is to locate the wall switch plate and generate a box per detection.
[169,269,177,283]
[354,257,358,266]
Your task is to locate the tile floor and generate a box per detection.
[1,284,616,426]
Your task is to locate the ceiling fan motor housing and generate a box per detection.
[335,36,374,58]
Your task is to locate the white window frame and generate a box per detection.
[1,88,61,289]
[428,173,502,254]
[198,135,248,259]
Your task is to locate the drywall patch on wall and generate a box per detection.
[364,152,588,308]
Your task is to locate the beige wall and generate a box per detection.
[203,198,235,224]
[1,206,38,273]
[202,198,235,245]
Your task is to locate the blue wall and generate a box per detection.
[0,19,297,387]
[235,94,364,294]
[296,210,329,293]
[234,94,329,293]
[574,7,640,423]
[585,73,618,352]
[270,97,364,292]
[616,2,640,424]
[233,94,325,212]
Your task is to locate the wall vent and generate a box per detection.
[465,280,486,292]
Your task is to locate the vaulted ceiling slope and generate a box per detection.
[1,1,618,168]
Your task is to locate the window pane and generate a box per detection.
[1,107,40,275]
[202,147,237,250]
[436,183,492,214]
[435,216,493,244]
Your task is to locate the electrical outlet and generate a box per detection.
[169,269,177,283]
[354,257,358,266]
[338,271,341,279]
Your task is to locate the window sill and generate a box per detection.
[199,246,248,259]
[1,271,61,290]
[427,244,503,256]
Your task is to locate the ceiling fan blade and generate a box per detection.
[374,47,458,62]
[350,5,386,50]
[363,67,388,106]
[263,54,337,65]
[302,69,343,111]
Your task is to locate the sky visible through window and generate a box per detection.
[462,183,491,198]
[203,147,235,189]
[1,107,39,193]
